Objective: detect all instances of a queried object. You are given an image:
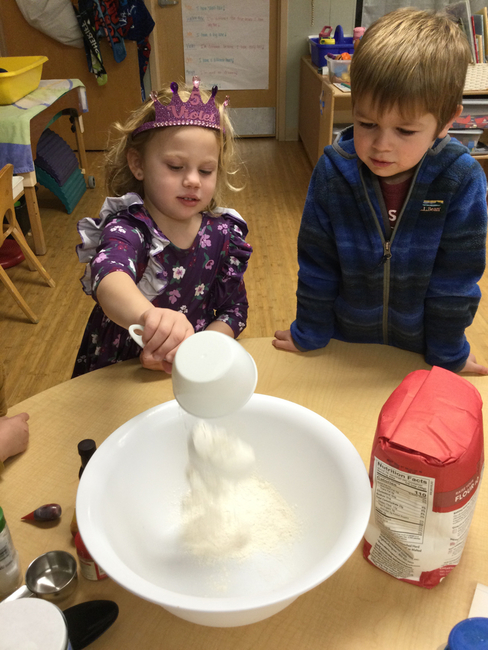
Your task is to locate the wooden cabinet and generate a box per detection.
[299,56,352,167]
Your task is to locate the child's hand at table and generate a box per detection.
[272,329,300,352]
[139,308,194,373]
[459,352,488,376]
[0,413,29,463]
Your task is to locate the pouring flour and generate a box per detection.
[182,420,301,560]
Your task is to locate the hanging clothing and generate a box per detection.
[72,0,108,85]
[93,0,127,63]
[93,0,155,98]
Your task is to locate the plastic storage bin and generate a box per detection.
[328,57,352,83]
[310,26,354,68]
[308,35,319,55]
[0,56,48,105]
[452,98,488,129]
[449,129,483,152]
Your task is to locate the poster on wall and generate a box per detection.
[182,1,270,90]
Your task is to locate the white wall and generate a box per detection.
[285,0,356,140]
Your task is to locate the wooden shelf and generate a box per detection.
[463,88,488,95]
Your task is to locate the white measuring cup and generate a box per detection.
[172,330,258,418]
[128,326,258,418]
[128,324,145,348]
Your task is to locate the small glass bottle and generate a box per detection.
[77,439,97,479]
[70,439,97,537]
[74,532,107,581]
[0,506,22,599]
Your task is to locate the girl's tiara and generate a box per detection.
[132,76,228,137]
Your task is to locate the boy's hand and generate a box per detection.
[459,352,488,375]
[272,329,300,352]
[139,308,194,373]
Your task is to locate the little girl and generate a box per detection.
[73,77,252,376]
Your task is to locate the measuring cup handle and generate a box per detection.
[128,324,145,348]
[3,584,34,601]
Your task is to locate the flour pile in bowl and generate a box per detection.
[182,420,300,560]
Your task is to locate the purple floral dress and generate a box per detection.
[72,193,252,376]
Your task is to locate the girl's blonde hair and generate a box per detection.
[350,8,472,133]
[104,81,242,212]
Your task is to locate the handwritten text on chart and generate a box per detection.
[182,0,270,90]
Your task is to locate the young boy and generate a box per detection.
[274,8,488,374]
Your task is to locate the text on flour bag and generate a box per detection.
[363,366,484,589]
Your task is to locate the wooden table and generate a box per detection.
[4,338,488,649]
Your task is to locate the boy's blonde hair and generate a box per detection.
[104,82,242,212]
[350,8,471,133]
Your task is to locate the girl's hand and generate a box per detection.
[139,308,194,373]
[459,352,488,375]
[272,329,300,352]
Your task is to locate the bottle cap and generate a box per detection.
[0,507,5,534]
[78,439,96,458]
[78,439,97,478]
[447,617,488,649]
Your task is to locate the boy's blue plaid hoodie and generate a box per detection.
[291,126,487,371]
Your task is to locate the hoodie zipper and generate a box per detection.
[381,240,392,264]
[381,240,392,343]
[359,161,424,345]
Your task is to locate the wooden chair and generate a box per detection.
[0,164,55,323]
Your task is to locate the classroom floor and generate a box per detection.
[2,138,488,408]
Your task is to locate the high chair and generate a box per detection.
[0,164,55,323]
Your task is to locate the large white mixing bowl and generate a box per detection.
[76,394,371,627]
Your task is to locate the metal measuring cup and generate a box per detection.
[4,550,78,602]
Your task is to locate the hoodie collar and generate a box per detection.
[332,125,356,158]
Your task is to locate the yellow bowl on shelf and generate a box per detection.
[0,56,48,105]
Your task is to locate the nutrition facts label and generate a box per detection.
[367,459,483,582]
[367,458,482,582]
[373,459,435,544]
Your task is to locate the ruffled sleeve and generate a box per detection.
[211,208,253,336]
[76,193,171,301]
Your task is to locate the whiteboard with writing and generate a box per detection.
[182,1,270,90]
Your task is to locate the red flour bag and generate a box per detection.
[363,366,484,588]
